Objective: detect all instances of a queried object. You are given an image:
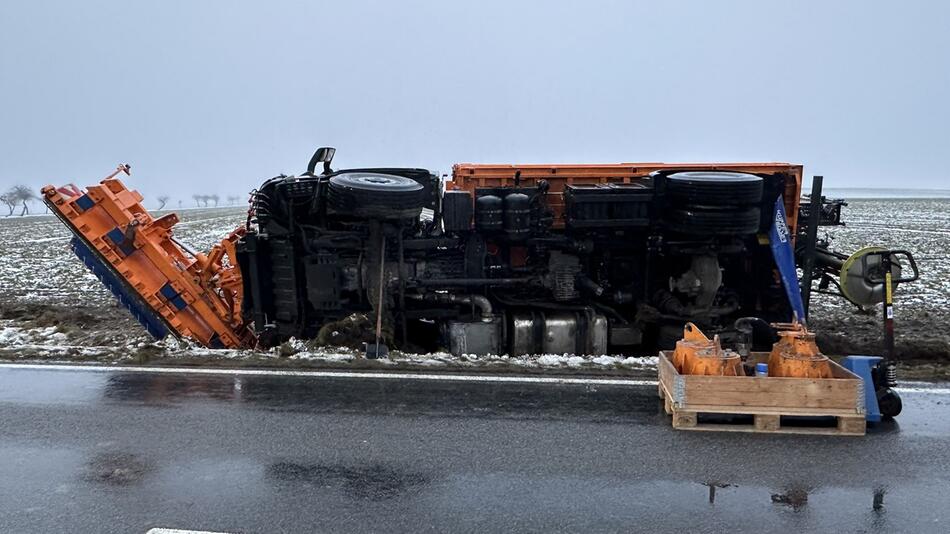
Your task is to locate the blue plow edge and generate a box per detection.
[70,236,170,340]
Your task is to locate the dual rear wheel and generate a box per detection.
[663,172,764,235]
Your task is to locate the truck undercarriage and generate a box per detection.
[237,150,804,357]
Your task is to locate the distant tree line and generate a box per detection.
[1,184,246,217]
[157,194,245,210]
[1,185,38,216]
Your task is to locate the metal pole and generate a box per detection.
[800,175,823,321]
[374,234,386,356]
[398,226,406,345]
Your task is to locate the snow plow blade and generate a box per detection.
[42,168,255,349]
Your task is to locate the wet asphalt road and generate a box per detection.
[1,365,949,533]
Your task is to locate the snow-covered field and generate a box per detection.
[1,198,948,369]
[807,198,950,360]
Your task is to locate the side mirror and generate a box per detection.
[307,147,336,175]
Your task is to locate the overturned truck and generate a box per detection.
[42,148,898,357]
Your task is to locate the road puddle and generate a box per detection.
[266,461,432,500]
[82,452,154,486]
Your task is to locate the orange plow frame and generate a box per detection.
[42,167,255,349]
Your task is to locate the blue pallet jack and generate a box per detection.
[842,250,919,421]
[773,182,919,422]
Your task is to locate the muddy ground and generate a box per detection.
[0,199,947,375]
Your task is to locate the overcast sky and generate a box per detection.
[1,0,948,201]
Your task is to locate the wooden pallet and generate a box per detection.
[658,351,866,436]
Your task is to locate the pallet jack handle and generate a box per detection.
[854,248,920,407]
[860,250,919,363]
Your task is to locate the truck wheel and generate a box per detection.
[665,206,761,235]
[328,172,425,219]
[667,171,763,206]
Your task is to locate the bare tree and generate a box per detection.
[210,194,220,207]
[0,191,16,216]
[10,185,37,216]
[192,194,201,207]
[177,199,182,209]
[226,195,240,205]
[157,195,170,210]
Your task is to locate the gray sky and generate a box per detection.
[1,0,948,201]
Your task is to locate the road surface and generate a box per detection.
[1,363,949,533]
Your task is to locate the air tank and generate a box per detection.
[504,193,531,240]
[475,194,503,231]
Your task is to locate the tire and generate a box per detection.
[877,387,903,418]
[327,172,425,219]
[665,206,761,235]
[667,171,763,207]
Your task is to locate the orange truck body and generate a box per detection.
[451,162,803,234]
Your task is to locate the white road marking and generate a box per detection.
[0,362,656,386]
[146,529,233,534]
[890,382,950,395]
[2,362,948,394]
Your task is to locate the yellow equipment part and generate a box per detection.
[840,246,904,307]
[672,322,743,376]
[767,321,833,378]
